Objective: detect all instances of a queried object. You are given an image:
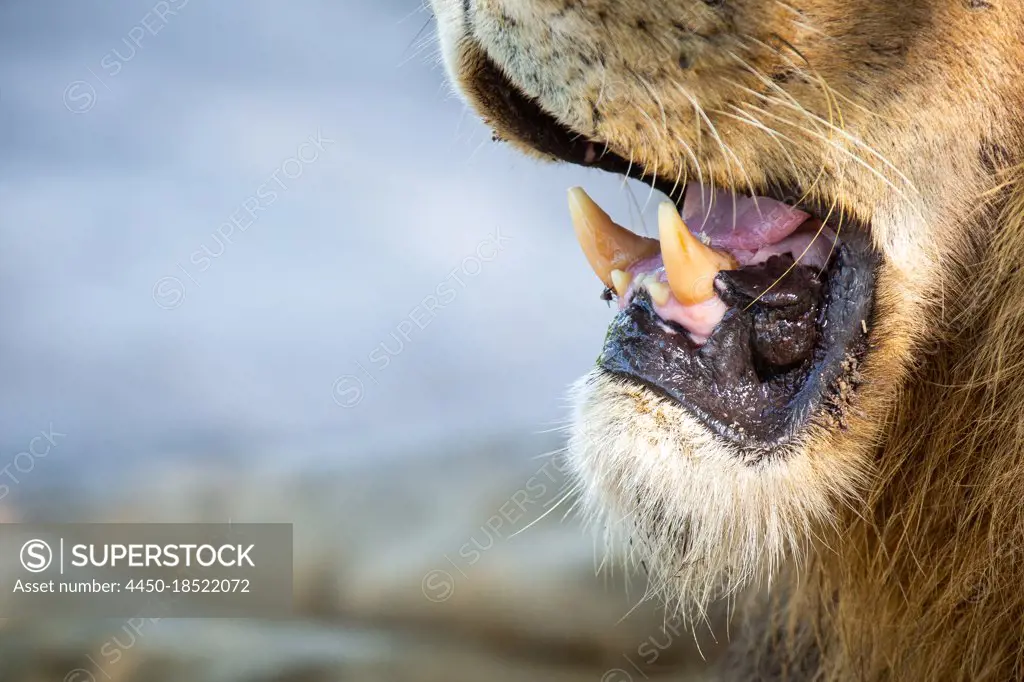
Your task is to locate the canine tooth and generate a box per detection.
[646,279,671,306]
[658,202,736,305]
[568,187,660,288]
[610,269,632,298]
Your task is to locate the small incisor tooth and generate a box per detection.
[658,202,736,305]
[645,278,671,306]
[569,187,660,288]
[610,269,632,298]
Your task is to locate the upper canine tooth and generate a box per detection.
[568,187,659,288]
[658,202,736,305]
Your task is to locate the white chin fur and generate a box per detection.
[567,370,865,612]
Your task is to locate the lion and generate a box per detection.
[428,1,1024,679]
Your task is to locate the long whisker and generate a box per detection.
[772,34,849,155]
[675,84,762,227]
[772,0,832,39]
[743,102,915,204]
[510,487,579,538]
[730,30,917,202]
[742,193,842,310]
[736,72,918,196]
[720,57,839,161]
[668,162,688,204]
[673,133,705,197]
[731,80,854,310]
[723,42,836,211]
[638,109,664,210]
[712,107,802,182]
[717,50,833,207]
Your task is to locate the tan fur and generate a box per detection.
[430,1,1024,679]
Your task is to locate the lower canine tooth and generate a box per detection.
[611,269,632,298]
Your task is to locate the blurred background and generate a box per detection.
[0,1,715,679]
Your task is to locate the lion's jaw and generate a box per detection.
[431,0,1024,677]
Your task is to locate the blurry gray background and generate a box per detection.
[0,2,714,680]
[0,0,665,482]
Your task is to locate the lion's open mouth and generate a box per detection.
[571,185,877,448]
[476,56,879,448]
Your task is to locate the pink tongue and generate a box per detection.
[619,185,816,344]
[682,183,809,251]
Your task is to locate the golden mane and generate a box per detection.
[768,164,1024,681]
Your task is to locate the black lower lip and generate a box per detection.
[597,231,879,453]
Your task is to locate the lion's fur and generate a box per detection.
[430,1,1024,679]
[789,170,1024,681]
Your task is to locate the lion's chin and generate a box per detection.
[567,369,871,609]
